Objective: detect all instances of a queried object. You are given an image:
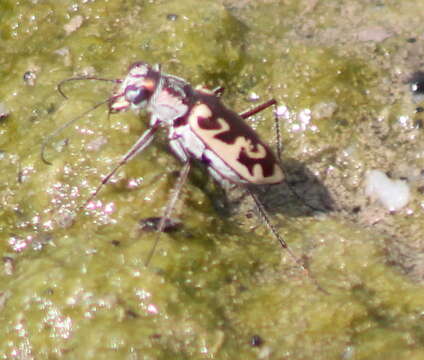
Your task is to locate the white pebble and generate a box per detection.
[365,170,410,211]
[0,102,10,120]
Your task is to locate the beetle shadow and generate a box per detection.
[264,158,334,217]
[216,158,335,219]
[137,159,334,237]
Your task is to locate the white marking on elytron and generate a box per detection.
[170,120,244,185]
[236,136,267,159]
[189,103,284,184]
[204,148,244,184]
[169,116,243,184]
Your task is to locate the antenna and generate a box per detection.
[41,76,120,165]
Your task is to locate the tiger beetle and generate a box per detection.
[42,62,325,292]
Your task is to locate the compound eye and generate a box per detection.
[133,88,148,105]
[126,87,149,105]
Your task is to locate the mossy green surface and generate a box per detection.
[1,0,424,359]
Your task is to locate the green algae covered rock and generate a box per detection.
[2,0,424,359]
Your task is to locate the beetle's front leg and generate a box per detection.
[82,122,160,209]
[145,160,191,265]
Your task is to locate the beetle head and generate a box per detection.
[109,62,158,113]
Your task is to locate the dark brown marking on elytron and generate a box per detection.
[193,94,265,145]
[133,88,148,105]
[237,147,275,178]
[192,91,278,179]
[197,115,221,130]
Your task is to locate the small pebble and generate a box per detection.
[365,170,410,211]
[0,103,10,120]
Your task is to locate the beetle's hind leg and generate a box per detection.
[246,186,327,293]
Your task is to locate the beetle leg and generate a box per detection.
[238,98,283,160]
[212,86,225,97]
[145,160,191,266]
[239,99,277,119]
[246,187,328,294]
[81,123,160,209]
